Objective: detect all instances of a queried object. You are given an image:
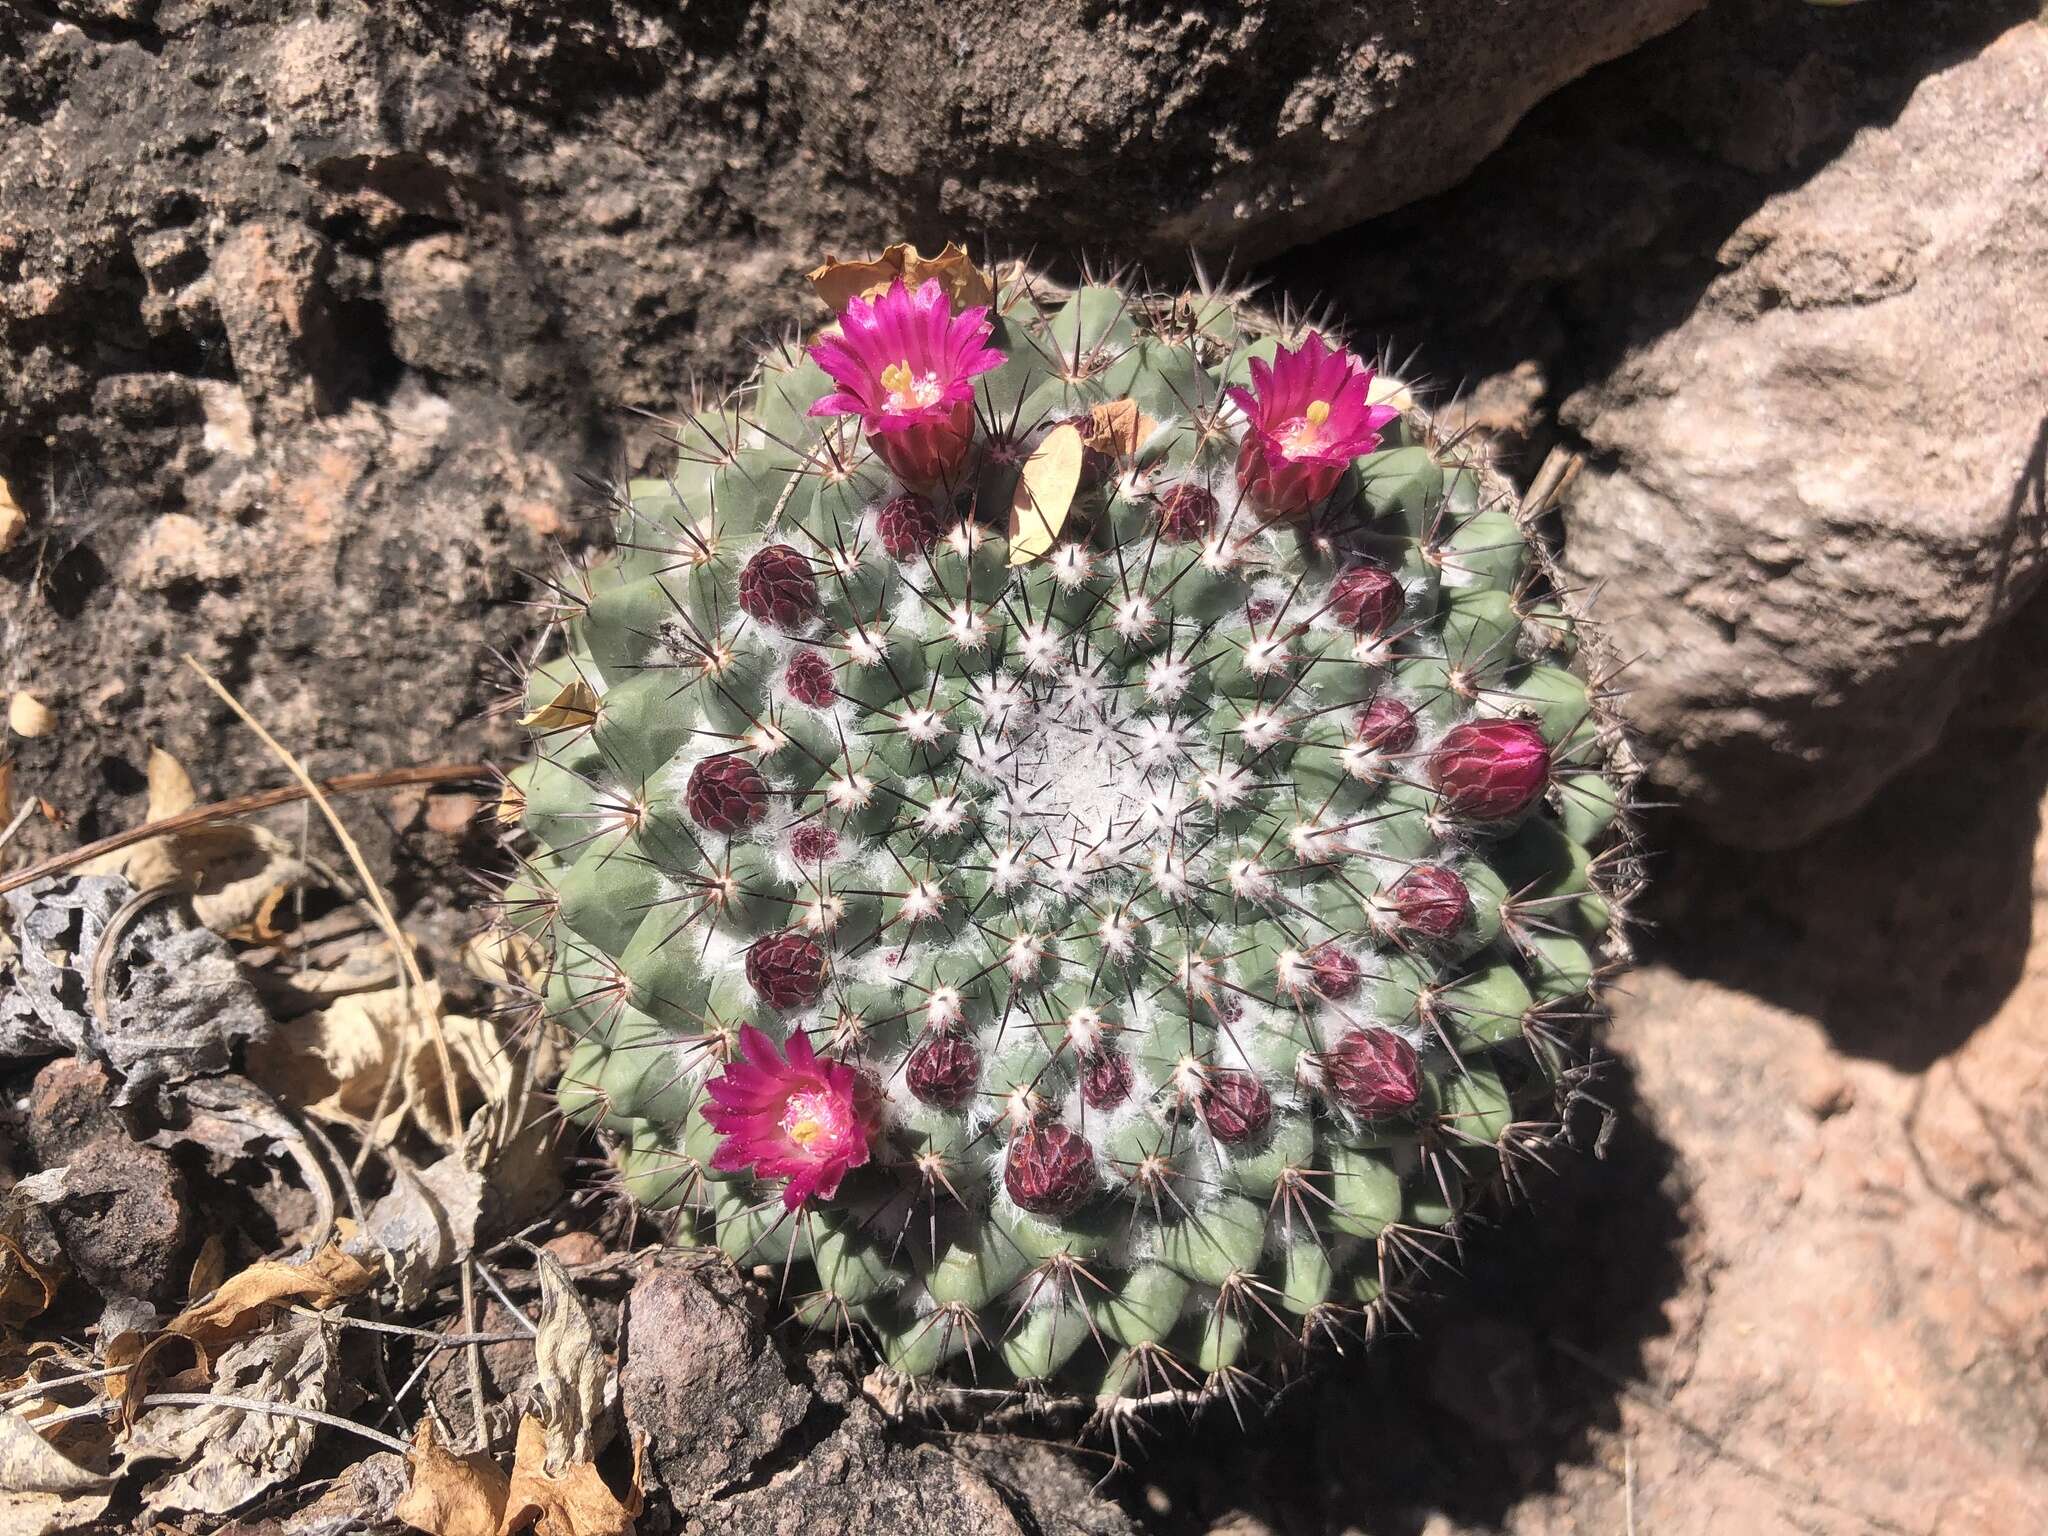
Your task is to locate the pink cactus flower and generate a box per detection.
[1227,331,1399,516]
[703,1025,872,1210]
[808,279,1005,489]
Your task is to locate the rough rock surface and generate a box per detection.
[1558,23,2048,847]
[1276,0,2047,846]
[618,1252,1135,1534]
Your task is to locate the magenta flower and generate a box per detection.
[807,279,1005,489]
[702,1025,872,1209]
[1227,332,1399,516]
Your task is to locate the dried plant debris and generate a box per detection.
[1,874,270,1102]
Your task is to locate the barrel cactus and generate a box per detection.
[501,247,1635,1408]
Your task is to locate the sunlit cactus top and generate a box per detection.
[517,244,1635,1411]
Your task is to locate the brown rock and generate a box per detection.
[209,223,349,426]
[1558,22,2048,846]
[25,1057,128,1165]
[43,1134,190,1303]
[619,1255,810,1505]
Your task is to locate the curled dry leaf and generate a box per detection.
[244,979,497,1149]
[129,1314,343,1517]
[0,1226,60,1328]
[501,1415,639,1536]
[1008,423,1084,567]
[8,693,53,739]
[396,1418,509,1536]
[518,682,598,734]
[0,1407,113,1536]
[79,747,317,936]
[530,1250,611,1473]
[1082,397,1158,462]
[363,1153,482,1310]
[806,240,993,314]
[163,1232,377,1355]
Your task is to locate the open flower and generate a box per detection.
[1227,332,1399,517]
[808,279,1005,489]
[703,1026,872,1209]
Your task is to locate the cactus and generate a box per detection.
[500,255,1636,1410]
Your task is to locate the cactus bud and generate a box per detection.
[1155,483,1219,543]
[1080,1048,1136,1111]
[1355,695,1418,754]
[745,930,829,1009]
[739,544,822,631]
[1307,942,1364,1001]
[1387,863,1472,940]
[876,492,944,560]
[1429,718,1551,820]
[1199,1069,1273,1144]
[788,823,840,865]
[783,647,837,707]
[1329,562,1404,634]
[1324,1028,1421,1116]
[1004,1122,1097,1216]
[686,753,770,833]
[905,1031,980,1108]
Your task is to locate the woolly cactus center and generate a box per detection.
[977,678,1165,861]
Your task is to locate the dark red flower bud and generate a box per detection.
[1246,597,1279,626]
[905,1031,980,1108]
[783,648,837,708]
[1387,863,1472,940]
[1324,1028,1421,1117]
[788,823,840,865]
[1307,943,1363,1001]
[875,493,944,560]
[1355,696,1418,754]
[745,931,829,1009]
[1429,718,1551,821]
[1004,1122,1097,1216]
[685,753,769,833]
[1199,1069,1273,1145]
[738,543,820,632]
[1155,483,1218,543]
[1329,563,1404,635]
[1079,1049,1135,1111]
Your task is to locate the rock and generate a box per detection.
[1555,21,2048,847]
[25,1058,128,1165]
[40,1134,190,1303]
[618,1255,810,1505]
[208,224,350,427]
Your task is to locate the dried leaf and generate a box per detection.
[807,241,993,314]
[244,980,492,1148]
[495,780,528,826]
[1008,424,1085,566]
[1365,372,1416,415]
[1082,397,1157,461]
[165,1237,377,1353]
[0,759,14,826]
[397,1419,509,1536]
[0,477,24,556]
[0,875,270,1097]
[0,1408,113,1536]
[80,749,315,935]
[531,1250,611,1472]
[186,1235,227,1304]
[500,1415,639,1536]
[364,1154,482,1310]
[519,682,598,733]
[8,693,53,739]
[0,1232,58,1327]
[132,1316,341,1517]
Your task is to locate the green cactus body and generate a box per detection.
[507,266,1634,1406]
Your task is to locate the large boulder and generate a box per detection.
[1557,22,2048,847]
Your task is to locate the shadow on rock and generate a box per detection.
[1121,1053,1686,1536]
[1646,602,2048,1073]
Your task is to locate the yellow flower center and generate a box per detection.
[878,359,943,414]
[786,1116,822,1147]
[1279,398,1333,458]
